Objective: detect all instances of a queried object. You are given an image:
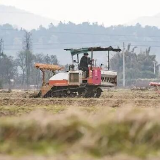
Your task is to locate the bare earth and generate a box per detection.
[0,89,160,108]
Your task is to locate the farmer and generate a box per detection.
[80,53,90,77]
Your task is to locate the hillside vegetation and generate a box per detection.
[1,23,160,62]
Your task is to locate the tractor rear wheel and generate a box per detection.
[95,88,102,98]
[82,87,102,98]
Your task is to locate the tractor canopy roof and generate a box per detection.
[64,46,121,56]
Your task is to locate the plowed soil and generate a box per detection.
[0,89,160,108]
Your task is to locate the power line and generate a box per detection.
[3,39,160,48]
[30,32,160,38]
[33,45,160,49]
[0,39,4,55]
[1,34,160,50]
[2,29,160,38]
[4,44,160,51]
[3,42,160,49]
[3,41,112,47]
[30,39,160,45]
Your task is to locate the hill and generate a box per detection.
[0,5,59,30]
[1,22,160,64]
[128,13,160,28]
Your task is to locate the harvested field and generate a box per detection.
[0,89,160,107]
[0,89,160,160]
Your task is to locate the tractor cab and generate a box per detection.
[64,46,121,87]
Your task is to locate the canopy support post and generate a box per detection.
[91,48,93,70]
[108,51,110,70]
[77,54,79,63]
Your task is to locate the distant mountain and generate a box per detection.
[0,5,59,30]
[128,13,160,28]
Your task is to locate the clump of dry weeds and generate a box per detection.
[0,108,160,159]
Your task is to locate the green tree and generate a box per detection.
[110,45,158,86]
[0,54,17,87]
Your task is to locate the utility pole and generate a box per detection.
[108,51,110,70]
[153,61,156,75]
[23,31,32,90]
[0,39,4,85]
[123,42,125,87]
[0,39,4,56]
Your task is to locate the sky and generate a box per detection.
[1,0,160,26]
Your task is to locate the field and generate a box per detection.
[1,89,160,160]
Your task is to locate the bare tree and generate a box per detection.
[16,31,34,89]
[23,31,32,89]
[16,51,26,86]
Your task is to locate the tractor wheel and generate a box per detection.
[78,90,83,97]
[95,88,102,98]
[83,89,92,98]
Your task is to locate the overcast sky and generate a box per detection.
[1,0,160,26]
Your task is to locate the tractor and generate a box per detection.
[35,46,121,98]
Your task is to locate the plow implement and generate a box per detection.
[149,82,160,94]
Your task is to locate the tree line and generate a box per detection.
[1,22,160,62]
[110,44,158,86]
[0,44,158,89]
[0,52,58,89]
